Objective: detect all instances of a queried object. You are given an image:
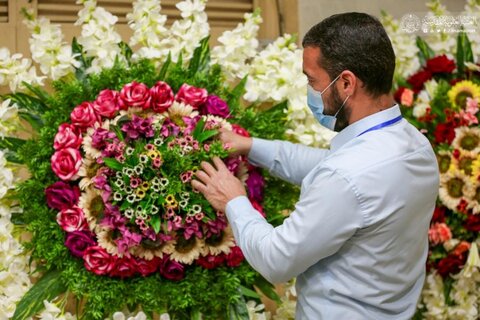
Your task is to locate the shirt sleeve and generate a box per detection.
[226,168,364,284]
[247,138,330,186]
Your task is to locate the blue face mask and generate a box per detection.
[307,75,350,131]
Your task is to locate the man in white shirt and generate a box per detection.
[192,12,439,319]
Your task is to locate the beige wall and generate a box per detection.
[298,0,466,39]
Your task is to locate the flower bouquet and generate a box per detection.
[0,0,305,318]
[394,30,480,318]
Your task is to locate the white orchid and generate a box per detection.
[0,47,44,92]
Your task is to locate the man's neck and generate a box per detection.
[348,94,395,125]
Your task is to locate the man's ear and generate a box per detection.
[339,70,357,97]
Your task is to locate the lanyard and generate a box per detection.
[357,115,403,137]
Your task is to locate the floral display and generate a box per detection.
[391,2,480,316]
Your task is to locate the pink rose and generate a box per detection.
[120,81,151,109]
[70,102,100,130]
[83,246,115,275]
[45,181,80,210]
[65,230,96,258]
[200,95,230,118]
[159,256,185,281]
[232,124,250,137]
[54,123,83,150]
[175,83,208,109]
[136,257,161,276]
[57,205,88,232]
[428,222,452,245]
[51,148,82,180]
[400,88,414,107]
[109,256,138,278]
[226,246,244,267]
[93,89,121,118]
[150,81,174,113]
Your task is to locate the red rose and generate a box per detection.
[70,102,100,130]
[56,205,88,232]
[109,256,138,278]
[452,241,471,257]
[407,70,433,92]
[464,213,480,232]
[226,246,244,267]
[428,222,452,245]
[54,123,82,150]
[175,83,208,109]
[434,123,456,144]
[232,124,250,137]
[250,199,266,218]
[136,257,161,276]
[51,147,82,180]
[196,254,225,269]
[150,81,174,113]
[159,256,185,281]
[93,89,121,118]
[426,55,456,74]
[65,230,96,258]
[431,206,446,223]
[120,81,151,109]
[45,181,80,210]
[436,254,465,278]
[83,246,115,275]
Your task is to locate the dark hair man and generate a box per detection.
[192,12,439,319]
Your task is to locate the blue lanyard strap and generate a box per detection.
[357,115,403,137]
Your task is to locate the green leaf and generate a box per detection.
[103,158,124,171]
[119,41,133,63]
[111,125,125,141]
[197,129,218,143]
[3,92,47,113]
[228,299,250,320]
[158,53,172,80]
[19,111,44,131]
[239,285,260,299]
[227,76,247,115]
[0,137,26,152]
[192,118,206,141]
[22,81,50,103]
[456,32,474,77]
[254,275,281,304]
[12,269,67,320]
[72,37,92,81]
[416,36,435,66]
[188,36,211,77]
[151,215,161,234]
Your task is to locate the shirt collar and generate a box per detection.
[330,105,402,152]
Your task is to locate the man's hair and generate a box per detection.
[302,12,395,97]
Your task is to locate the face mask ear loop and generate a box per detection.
[321,74,341,95]
[334,94,350,117]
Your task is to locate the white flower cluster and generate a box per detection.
[423,0,457,55]
[0,99,20,140]
[0,48,44,92]
[211,10,262,81]
[75,0,124,74]
[23,10,80,80]
[128,0,209,65]
[381,12,420,79]
[273,279,297,320]
[464,0,480,55]
[0,150,31,319]
[36,300,77,320]
[420,243,480,320]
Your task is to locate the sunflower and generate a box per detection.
[97,228,120,256]
[78,187,104,232]
[202,226,236,256]
[448,80,480,109]
[77,155,98,190]
[465,182,480,214]
[436,150,452,174]
[439,170,471,211]
[471,158,480,183]
[133,237,175,260]
[451,126,480,154]
[450,150,478,176]
[170,236,205,264]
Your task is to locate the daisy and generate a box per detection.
[78,187,103,232]
[204,115,233,131]
[170,236,205,264]
[167,101,198,123]
[202,226,235,256]
[439,170,470,211]
[451,126,480,154]
[448,80,480,109]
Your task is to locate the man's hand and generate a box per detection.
[219,128,253,156]
[191,157,246,212]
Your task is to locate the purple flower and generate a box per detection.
[100,203,126,229]
[115,226,143,256]
[246,169,265,202]
[184,220,203,240]
[121,115,154,139]
[91,128,116,149]
[65,230,96,258]
[45,181,80,210]
[200,95,230,118]
[159,256,185,281]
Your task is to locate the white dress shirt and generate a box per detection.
[226,105,439,319]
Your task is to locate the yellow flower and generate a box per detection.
[471,157,480,183]
[448,80,480,109]
[436,150,452,174]
[147,150,160,159]
[202,227,236,256]
[452,126,480,154]
[170,236,205,264]
[450,150,477,176]
[439,170,470,211]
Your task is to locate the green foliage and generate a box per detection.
[456,32,474,77]
[12,36,300,318]
[416,36,435,66]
